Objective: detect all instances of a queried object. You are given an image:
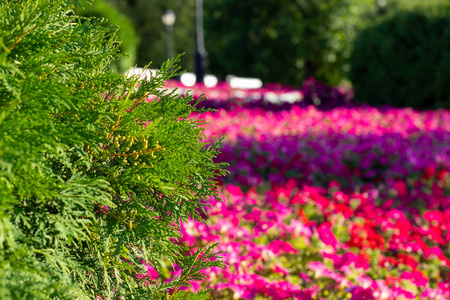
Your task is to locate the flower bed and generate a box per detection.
[141,81,450,299]
[178,180,450,299]
[202,107,449,194]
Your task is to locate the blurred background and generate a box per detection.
[75,0,450,109]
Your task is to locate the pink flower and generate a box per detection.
[137,261,159,281]
[347,286,374,300]
[425,247,450,267]
[400,271,428,287]
[286,219,312,240]
[308,262,349,285]
[243,208,262,222]
[299,272,311,283]
[271,264,290,276]
[391,286,416,299]
[215,283,254,300]
[226,184,244,197]
[268,240,299,255]
[424,210,444,225]
[317,222,340,250]
[254,220,276,236]
[322,251,370,270]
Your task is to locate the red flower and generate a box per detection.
[422,165,437,180]
[437,169,449,181]
[385,275,401,286]
[346,222,385,250]
[334,203,354,219]
[298,208,310,226]
[393,180,408,198]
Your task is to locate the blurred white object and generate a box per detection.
[180,72,218,87]
[161,10,176,26]
[280,91,303,104]
[180,72,196,86]
[264,91,303,104]
[125,68,159,80]
[204,74,218,88]
[264,92,280,104]
[226,75,263,89]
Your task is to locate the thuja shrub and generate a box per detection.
[0,0,226,299]
[349,4,450,109]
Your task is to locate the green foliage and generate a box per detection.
[106,0,197,73]
[383,0,450,12]
[349,2,450,109]
[204,0,374,86]
[75,0,140,73]
[98,0,374,85]
[0,0,226,299]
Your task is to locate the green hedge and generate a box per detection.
[349,2,450,109]
[204,0,374,87]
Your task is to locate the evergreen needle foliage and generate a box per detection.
[0,0,227,299]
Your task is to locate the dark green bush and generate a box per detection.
[204,0,374,86]
[349,3,450,109]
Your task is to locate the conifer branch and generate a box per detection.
[168,250,203,300]
[110,145,165,157]
[8,25,38,51]
[105,116,121,142]
[91,167,108,175]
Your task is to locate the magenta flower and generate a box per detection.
[271,264,290,276]
[308,262,349,285]
[347,286,375,300]
[317,222,340,250]
[400,271,428,288]
[268,240,299,255]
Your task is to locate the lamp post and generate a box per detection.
[162,10,176,61]
[376,0,387,14]
[195,0,206,84]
